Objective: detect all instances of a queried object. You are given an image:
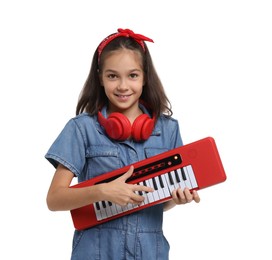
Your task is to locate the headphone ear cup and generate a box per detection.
[131,114,155,141]
[105,113,131,140]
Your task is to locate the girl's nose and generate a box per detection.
[117,79,128,91]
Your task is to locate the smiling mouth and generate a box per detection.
[115,94,132,98]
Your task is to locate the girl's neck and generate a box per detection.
[107,104,143,124]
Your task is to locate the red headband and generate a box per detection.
[97,28,154,60]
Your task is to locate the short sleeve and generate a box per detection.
[171,120,183,148]
[45,118,86,176]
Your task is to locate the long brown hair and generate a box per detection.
[76,36,173,118]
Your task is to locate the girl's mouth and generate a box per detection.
[115,94,132,99]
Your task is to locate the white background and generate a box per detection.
[1,0,271,259]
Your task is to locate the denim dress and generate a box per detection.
[45,106,183,260]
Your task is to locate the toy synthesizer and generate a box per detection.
[70,137,227,230]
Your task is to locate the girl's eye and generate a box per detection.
[107,74,117,79]
[130,73,138,79]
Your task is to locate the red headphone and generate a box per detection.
[98,109,155,142]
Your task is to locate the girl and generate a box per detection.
[45,28,200,260]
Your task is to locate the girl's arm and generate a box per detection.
[46,164,153,211]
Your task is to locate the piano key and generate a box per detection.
[143,180,148,193]
[120,204,130,213]
[104,202,113,218]
[166,170,185,191]
[152,177,158,190]
[129,186,141,209]
[98,201,108,219]
[175,168,186,190]
[109,202,118,216]
[182,168,195,189]
[174,169,181,183]
[94,203,103,220]
[144,179,156,203]
[94,166,199,221]
[114,203,124,215]
[148,178,160,201]
[154,176,166,199]
[152,176,164,200]
[182,167,194,188]
[95,202,100,210]
[158,175,164,188]
[185,165,198,188]
[168,172,174,185]
[180,167,187,180]
[102,201,107,208]
[104,204,113,218]
[165,172,176,193]
[160,174,171,197]
[138,181,149,205]
[125,202,135,211]
[108,201,120,217]
[170,171,181,190]
[132,190,142,208]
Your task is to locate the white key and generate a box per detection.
[154,176,167,199]
[115,203,124,215]
[149,178,160,201]
[104,202,114,217]
[108,202,118,216]
[145,179,155,203]
[160,174,171,197]
[99,201,108,220]
[94,202,103,221]
[165,172,176,193]
[171,170,181,190]
[138,181,148,205]
[120,204,129,213]
[130,189,140,209]
[185,165,198,188]
[176,168,186,190]
[182,167,193,188]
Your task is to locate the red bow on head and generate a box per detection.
[98,28,154,59]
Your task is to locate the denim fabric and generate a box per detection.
[45,106,183,260]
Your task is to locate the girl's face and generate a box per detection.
[100,49,144,119]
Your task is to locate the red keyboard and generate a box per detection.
[70,137,227,230]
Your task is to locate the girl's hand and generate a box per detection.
[164,187,200,211]
[101,166,153,206]
[172,187,200,204]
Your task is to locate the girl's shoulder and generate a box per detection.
[157,114,179,124]
[71,112,96,124]
[155,114,180,131]
[62,113,97,132]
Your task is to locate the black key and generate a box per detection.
[143,180,148,193]
[95,202,100,210]
[180,168,187,180]
[102,201,107,208]
[168,172,174,185]
[174,170,180,183]
[152,178,158,190]
[108,201,112,206]
[158,175,164,188]
[137,182,143,195]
